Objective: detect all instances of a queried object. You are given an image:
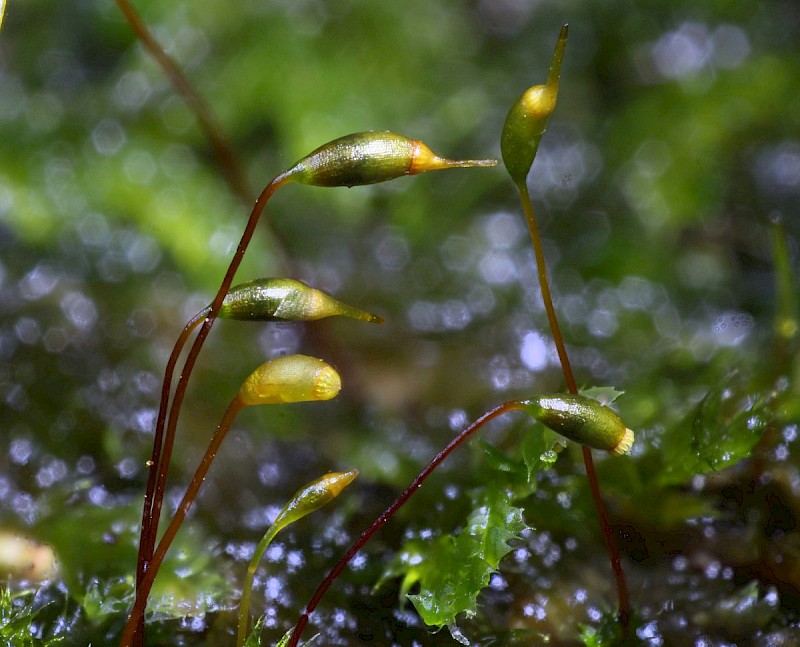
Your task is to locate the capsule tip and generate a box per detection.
[314,366,342,401]
[436,156,498,169]
[338,307,383,324]
[318,468,360,498]
[339,468,360,487]
[611,428,635,456]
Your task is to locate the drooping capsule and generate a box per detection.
[238,355,341,406]
[279,131,496,188]
[219,277,383,323]
[519,393,634,455]
[501,25,568,185]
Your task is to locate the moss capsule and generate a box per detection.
[271,470,359,533]
[238,470,358,646]
[219,277,383,323]
[501,25,568,185]
[282,131,496,188]
[238,355,341,406]
[520,393,634,455]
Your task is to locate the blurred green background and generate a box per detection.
[1,1,799,644]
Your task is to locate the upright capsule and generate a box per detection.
[238,355,341,406]
[271,470,359,532]
[280,131,496,188]
[520,393,634,455]
[219,277,383,323]
[501,25,568,185]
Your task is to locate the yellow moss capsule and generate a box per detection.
[238,355,341,406]
[282,131,496,188]
[219,278,383,323]
[501,25,568,185]
[520,393,634,455]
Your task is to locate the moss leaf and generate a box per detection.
[384,483,527,630]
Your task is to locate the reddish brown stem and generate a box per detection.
[516,183,578,393]
[516,182,629,629]
[149,173,289,537]
[123,173,292,646]
[582,444,629,626]
[120,396,246,647]
[286,400,524,647]
[115,3,296,641]
[114,1,252,637]
[114,0,252,205]
[134,308,207,602]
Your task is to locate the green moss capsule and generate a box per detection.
[238,355,341,406]
[238,470,358,647]
[520,393,634,455]
[219,277,383,323]
[281,131,496,188]
[270,470,359,532]
[501,25,568,185]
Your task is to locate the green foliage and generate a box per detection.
[244,616,265,647]
[15,495,233,626]
[520,428,562,484]
[580,387,625,407]
[81,577,135,628]
[579,610,643,647]
[659,375,770,484]
[271,627,318,647]
[610,55,800,230]
[380,483,526,633]
[2,0,800,644]
[479,424,561,489]
[0,587,64,646]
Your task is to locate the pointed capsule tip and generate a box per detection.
[463,158,498,168]
[472,158,499,167]
[342,468,359,483]
[431,156,498,170]
[341,308,383,324]
[322,468,359,498]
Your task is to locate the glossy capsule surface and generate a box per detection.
[238,355,341,406]
[284,131,496,188]
[501,25,568,184]
[271,470,359,532]
[219,278,382,323]
[521,393,634,455]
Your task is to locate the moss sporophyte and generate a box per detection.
[120,356,343,646]
[286,394,634,646]
[112,12,639,646]
[500,23,633,631]
[237,470,359,647]
[520,395,635,456]
[124,131,499,646]
[501,24,568,186]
